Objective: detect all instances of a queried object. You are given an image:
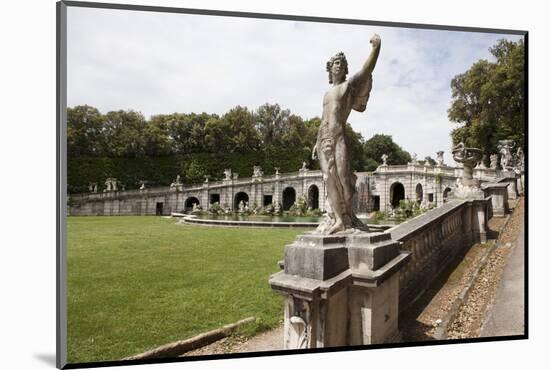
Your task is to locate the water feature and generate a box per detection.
[176,212,397,230]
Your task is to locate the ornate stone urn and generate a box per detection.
[452,143,482,187]
[451,143,484,199]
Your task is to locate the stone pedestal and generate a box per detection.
[521,173,525,195]
[499,171,519,200]
[450,187,489,244]
[449,184,485,200]
[269,232,410,349]
[482,183,509,217]
[514,170,524,195]
[474,200,488,243]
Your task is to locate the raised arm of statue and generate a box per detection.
[348,34,381,112]
[349,34,381,88]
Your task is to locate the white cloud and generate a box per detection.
[67,7,522,161]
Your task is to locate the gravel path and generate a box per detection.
[480,219,524,337]
[447,197,524,339]
[183,326,284,356]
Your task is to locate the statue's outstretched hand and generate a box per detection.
[370,34,381,48]
[312,144,318,160]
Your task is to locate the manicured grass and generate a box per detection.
[67,216,306,363]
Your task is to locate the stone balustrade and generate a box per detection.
[388,198,489,312]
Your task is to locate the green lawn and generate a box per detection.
[67,216,306,363]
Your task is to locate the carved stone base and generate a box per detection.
[449,184,485,200]
[270,232,410,349]
[498,173,519,200]
[482,183,510,217]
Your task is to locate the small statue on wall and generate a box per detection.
[436,151,444,166]
[223,169,232,181]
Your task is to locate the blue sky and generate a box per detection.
[67,7,522,163]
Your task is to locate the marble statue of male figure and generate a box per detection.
[313,34,381,234]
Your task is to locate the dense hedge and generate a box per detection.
[66,104,414,193]
[68,147,316,194]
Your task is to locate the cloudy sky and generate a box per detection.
[67,6,522,161]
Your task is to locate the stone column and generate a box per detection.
[380,174,388,214]
[222,180,233,210]
[257,180,264,207]
[472,200,488,243]
[270,232,410,348]
[521,173,525,195]
[273,178,281,208]
[515,173,523,195]
[201,185,209,210]
[439,181,445,206]
[460,203,474,249]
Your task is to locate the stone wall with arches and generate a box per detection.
[68,163,511,216]
[69,167,326,216]
[366,163,501,213]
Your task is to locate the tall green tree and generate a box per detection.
[220,106,260,153]
[448,38,525,155]
[67,105,106,156]
[255,103,289,148]
[151,113,214,155]
[142,119,173,156]
[103,110,148,157]
[363,134,412,171]
[66,103,380,190]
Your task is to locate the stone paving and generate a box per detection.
[447,197,524,339]
[480,220,525,337]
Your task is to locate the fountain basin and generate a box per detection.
[175,213,392,231]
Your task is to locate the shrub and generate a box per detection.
[68,147,312,194]
[208,202,223,214]
[395,199,423,219]
[286,195,308,216]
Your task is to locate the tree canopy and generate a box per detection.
[67,104,414,192]
[362,134,412,171]
[448,38,525,157]
[67,103,323,159]
[67,104,364,191]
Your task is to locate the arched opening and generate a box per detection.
[416,183,423,204]
[156,202,164,216]
[209,193,220,205]
[184,197,200,212]
[443,187,452,202]
[307,185,319,210]
[390,182,405,208]
[372,196,380,211]
[282,187,296,211]
[234,192,249,210]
